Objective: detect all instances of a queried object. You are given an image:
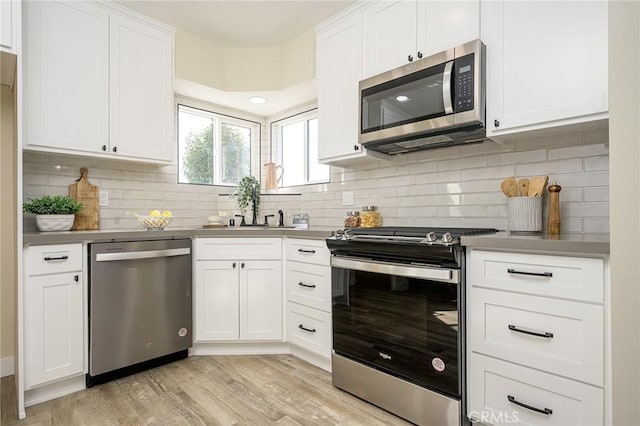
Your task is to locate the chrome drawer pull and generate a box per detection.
[508,324,554,339]
[297,249,316,254]
[507,268,553,278]
[44,255,69,261]
[507,395,553,415]
[298,324,316,333]
[298,282,316,288]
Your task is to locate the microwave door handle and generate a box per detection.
[442,61,454,114]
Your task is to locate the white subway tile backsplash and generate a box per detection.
[22,106,609,234]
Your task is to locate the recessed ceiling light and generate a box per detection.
[249,96,267,104]
[396,95,410,102]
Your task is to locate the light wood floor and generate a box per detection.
[1,355,410,425]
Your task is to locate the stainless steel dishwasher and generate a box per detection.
[88,238,192,386]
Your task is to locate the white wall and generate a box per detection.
[175,28,316,92]
[609,1,640,424]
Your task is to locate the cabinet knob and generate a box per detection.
[232,262,236,268]
[74,275,79,282]
[353,144,360,151]
[101,145,107,151]
[494,119,500,128]
[417,51,423,59]
[112,146,117,153]
[241,262,245,269]
[408,54,414,62]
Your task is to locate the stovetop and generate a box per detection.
[326,227,497,267]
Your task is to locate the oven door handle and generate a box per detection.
[331,256,459,284]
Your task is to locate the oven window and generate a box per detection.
[332,267,459,398]
[361,62,448,133]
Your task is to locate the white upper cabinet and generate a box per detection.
[109,13,173,162]
[24,1,109,154]
[362,0,479,78]
[482,0,608,136]
[317,11,376,165]
[362,0,417,78]
[1,0,20,54]
[23,0,174,163]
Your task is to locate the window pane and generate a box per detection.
[281,121,305,186]
[307,118,329,182]
[179,107,214,185]
[220,123,251,185]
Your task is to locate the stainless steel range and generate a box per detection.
[326,227,497,426]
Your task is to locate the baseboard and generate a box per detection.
[289,345,331,372]
[191,341,290,356]
[1,356,14,378]
[25,375,85,407]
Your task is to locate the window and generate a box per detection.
[178,105,259,186]
[271,109,329,187]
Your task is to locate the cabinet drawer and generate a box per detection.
[287,302,331,358]
[285,238,330,266]
[468,250,604,303]
[469,288,603,386]
[196,238,281,260]
[286,262,331,312]
[468,354,603,426]
[26,244,83,276]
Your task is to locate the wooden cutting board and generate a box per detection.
[68,168,99,230]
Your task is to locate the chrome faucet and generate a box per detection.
[278,210,284,227]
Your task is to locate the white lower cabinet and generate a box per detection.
[284,238,332,369]
[24,244,84,389]
[469,354,603,426]
[467,249,607,425]
[194,238,283,342]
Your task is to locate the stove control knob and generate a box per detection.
[343,229,354,240]
[425,232,437,242]
[441,232,453,244]
[334,229,344,239]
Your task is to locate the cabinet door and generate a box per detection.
[239,260,282,341]
[362,0,417,78]
[420,1,479,57]
[1,0,15,52]
[24,0,109,153]
[110,14,173,162]
[25,273,84,389]
[482,0,608,135]
[317,14,368,163]
[195,261,239,341]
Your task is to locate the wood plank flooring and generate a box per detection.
[1,355,411,425]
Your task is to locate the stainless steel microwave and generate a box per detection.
[359,39,487,155]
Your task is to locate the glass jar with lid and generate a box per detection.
[343,211,360,228]
[360,206,382,228]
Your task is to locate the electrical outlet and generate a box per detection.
[342,191,354,206]
[99,191,109,207]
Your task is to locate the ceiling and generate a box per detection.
[117,0,355,115]
[117,0,355,47]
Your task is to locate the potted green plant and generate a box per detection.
[232,176,260,224]
[23,195,84,232]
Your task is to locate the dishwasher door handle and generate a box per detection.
[95,247,191,262]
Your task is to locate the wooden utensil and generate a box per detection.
[528,175,548,197]
[517,178,529,197]
[500,178,511,197]
[68,168,99,230]
[506,176,519,197]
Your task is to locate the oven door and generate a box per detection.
[331,256,461,399]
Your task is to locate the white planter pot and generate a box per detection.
[35,214,75,232]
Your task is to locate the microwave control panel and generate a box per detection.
[454,53,474,113]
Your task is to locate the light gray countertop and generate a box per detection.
[23,227,334,245]
[461,231,610,256]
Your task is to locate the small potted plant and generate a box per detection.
[232,176,260,225]
[23,195,84,232]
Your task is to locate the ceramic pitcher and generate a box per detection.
[264,162,284,189]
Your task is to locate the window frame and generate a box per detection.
[270,108,329,187]
[177,104,261,187]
